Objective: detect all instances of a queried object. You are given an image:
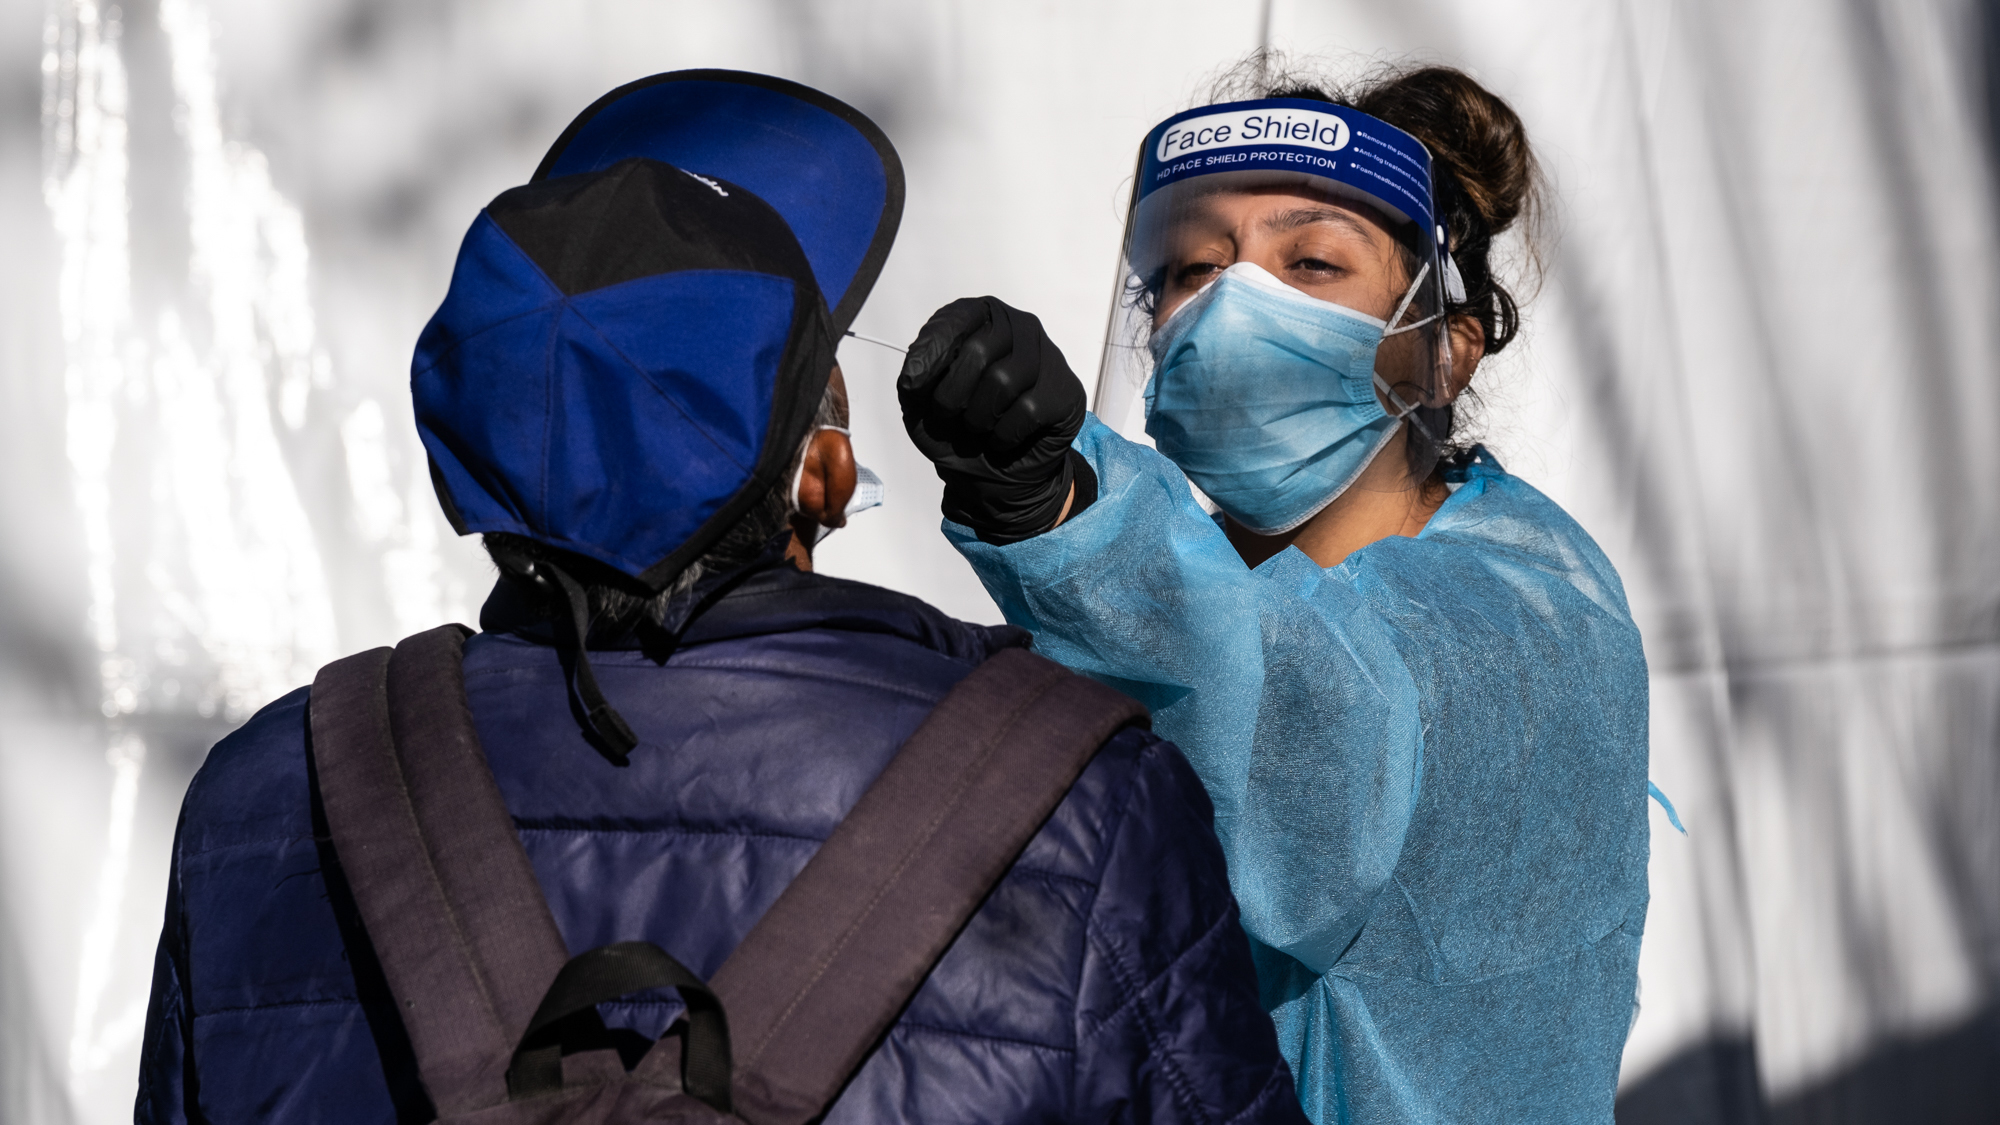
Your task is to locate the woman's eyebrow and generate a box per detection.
[1263,207,1373,239]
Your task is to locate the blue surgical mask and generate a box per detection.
[1144,262,1428,535]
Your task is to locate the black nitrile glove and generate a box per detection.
[898,296,1093,544]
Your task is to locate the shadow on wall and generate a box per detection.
[1616,1006,2000,1124]
[1623,3,2000,1121]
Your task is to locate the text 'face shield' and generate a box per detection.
[1097,99,1459,483]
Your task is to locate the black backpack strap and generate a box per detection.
[507,941,732,1109]
[316,629,1146,1123]
[310,624,573,1114]
[700,647,1148,1125]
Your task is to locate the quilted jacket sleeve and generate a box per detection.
[1072,728,1308,1125]
[135,817,199,1125]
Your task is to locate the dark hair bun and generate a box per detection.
[1249,61,1543,356]
[1351,67,1536,242]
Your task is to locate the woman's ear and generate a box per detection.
[792,428,857,528]
[1445,313,1486,401]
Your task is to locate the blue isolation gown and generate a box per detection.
[950,417,1651,1124]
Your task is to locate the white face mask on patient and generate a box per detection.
[789,426,885,545]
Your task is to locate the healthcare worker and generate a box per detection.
[897,64,1650,1124]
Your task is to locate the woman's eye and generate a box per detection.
[1173,261,1221,286]
[1292,256,1340,275]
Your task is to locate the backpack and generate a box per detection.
[308,624,1146,1124]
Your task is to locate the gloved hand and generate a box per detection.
[898,297,1092,544]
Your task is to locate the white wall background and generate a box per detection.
[2,1,1995,1121]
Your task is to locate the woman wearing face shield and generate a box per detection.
[897,63,1650,1125]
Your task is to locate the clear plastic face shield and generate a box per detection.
[1096,100,1464,512]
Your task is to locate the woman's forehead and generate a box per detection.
[1176,187,1396,242]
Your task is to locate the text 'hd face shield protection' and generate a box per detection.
[1096,99,1463,516]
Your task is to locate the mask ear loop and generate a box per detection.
[1373,262,1437,432]
[1381,261,1437,339]
[1378,234,1460,471]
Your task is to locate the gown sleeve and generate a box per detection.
[949,416,1424,975]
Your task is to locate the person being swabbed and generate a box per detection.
[137,69,1311,1125]
[897,59,1654,1124]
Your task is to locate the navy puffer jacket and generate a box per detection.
[137,562,1306,1125]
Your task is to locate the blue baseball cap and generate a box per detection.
[413,72,904,592]
[536,70,904,336]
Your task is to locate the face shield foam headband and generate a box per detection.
[1095,98,1461,462]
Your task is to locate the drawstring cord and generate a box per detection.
[489,534,793,767]
[526,559,640,765]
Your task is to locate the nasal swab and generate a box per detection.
[843,329,907,355]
